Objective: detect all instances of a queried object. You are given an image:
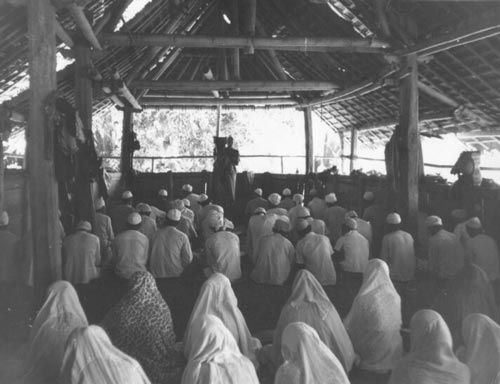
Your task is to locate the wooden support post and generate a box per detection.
[399,53,420,237]
[349,127,358,173]
[0,141,3,212]
[339,131,345,174]
[120,107,134,188]
[240,0,256,54]
[216,105,222,137]
[232,0,240,79]
[74,40,96,229]
[304,107,314,174]
[27,0,61,294]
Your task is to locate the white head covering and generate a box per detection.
[173,199,185,211]
[76,221,92,232]
[127,212,142,226]
[275,322,350,384]
[296,218,311,232]
[325,193,337,204]
[121,190,133,199]
[158,189,168,197]
[282,188,292,196]
[24,281,88,383]
[345,217,358,230]
[206,211,224,231]
[466,217,482,229]
[184,273,261,367]
[254,207,266,215]
[167,209,181,222]
[182,184,193,193]
[386,213,401,225]
[426,215,443,227]
[296,206,311,219]
[269,193,281,206]
[389,310,470,384]
[293,194,304,203]
[181,315,259,384]
[199,194,209,203]
[136,203,152,214]
[0,211,9,226]
[182,198,191,208]
[61,325,151,384]
[95,198,105,210]
[254,188,263,196]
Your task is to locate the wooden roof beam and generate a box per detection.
[57,0,102,50]
[358,111,453,132]
[55,19,74,48]
[140,97,298,107]
[101,33,391,53]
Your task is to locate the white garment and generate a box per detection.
[428,229,465,279]
[150,205,166,223]
[268,207,288,216]
[354,218,372,244]
[205,231,241,281]
[250,233,295,285]
[0,229,19,283]
[275,322,350,384]
[307,197,328,221]
[184,273,261,368]
[182,315,259,384]
[466,234,500,281]
[149,226,192,278]
[138,215,157,245]
[454,221,470,249]
[62,231,101,284]
[272,270,355,372]
[247,214,267,264]
[309,218,326,236]
[185,193,201,214]
[182,207,195,223]
[112,230,149,279]
[94,212,114,248]
[23,281,88,383]
[61,325,151,384]
[344,259,403,373]
[334,230,369,273]
[296,232,336,285]
[325,206,347,244]
[380,230,415,281]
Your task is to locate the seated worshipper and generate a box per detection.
[62,221,101,284]
[149,209,193,278]
[362,191,386,256]
[270,270,355,372]
[307,189,328,222]
[136,203,157,244]
[149,190,167,224]
[250,218,295,285]
[465,217,500,281]
[111,212,149,279]
[247,207,267,264]
[288,193,305,240]
[325,193,346,246]
[267,193,288,216]
[296,219,336,285]
[156,188,173,211]
[182,315,259,384]
[23,281,88,384]
[244,188,269,218]
[345,210,372,245]
[380,213,415,282]
[452,209,469,249]
[195,193,212,229]
[61,325,152,384]
[432,263,499,344]
[101,271,183,384]
[94,198,114,270]
[456,313,500,384]
[275,322,350,384]
[183,273,262,368]
[173,199,197,240]
[426,215,465,281]
[279,188,295,211]
[334,218,369,278]
[297,206,326,235]
[0,211,20,286]
[200,205,224,241]
[181,198,195,223]
[344,259,403,373]
[204,214,242,281]
[110,190,135,235]
[181,183,200,215]
[388,309,470,384]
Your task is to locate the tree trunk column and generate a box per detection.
[121,107,134,188]
[304,107,313,174]
[349,126,358,173]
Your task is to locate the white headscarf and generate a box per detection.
[389,309,470,384]
[184,273,261,367]
[61,325,151,384]
[275,322,350,384]
[181,315,259,384]
[23,281,88,383]
[272,270,355,372]
[459,313,500,384]
[343,259,402,373]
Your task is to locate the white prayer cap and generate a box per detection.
[173,199,185,211]
[207,211,224,230]
[182,184,193,192]
[199,194,209,202]
[296,218,311,232]
[268,193,281,206]
[363,191,375,201]
[212,205,224,214]
[158,189,168,197]
[223,219,235,230]
[466,217,482,229]
[386,213,402,225]
[167,209,181,221]
[127,212,142,226]
[345,217,358,230]
[451,209,467,220]
[136,203,152,214]
[345,210,358,219]
[254,207,266,214]
[282,188,292,196]
[0,211,8,226]
[254,188,263,196]
[293,193,304,203]
[274,219,290,232]
[325,193,337,204]
[76,220,91,232]
[121,190,133,199]
[182,198,191,207]
[425,215,443,227]
[297,206,311,218]
[95,197,105,210]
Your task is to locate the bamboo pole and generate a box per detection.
[304,107,314,173]
[140,97,298,106]
[66,2,102,50]
[349,127,358,173]
[55,19,74,47]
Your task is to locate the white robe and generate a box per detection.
[112,230,149,279]
[62,231,101,284]
[466,234,500,281]
[184,273,261,368]
[275,322,350,384]
[307,197,328,221]
[247,214,267,263]
[344,259,403,373]
[61,325,151,384]
[182,315,259,384]
[334,230,369,273]
[138,215,157,245]
[296,232,336,285]
[205,231,241,282]
[325,206,347,245]
[428,229,465,279]
[149,226,192,278]
[380,230,415,281]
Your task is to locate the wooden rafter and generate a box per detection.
[140,97,298,107]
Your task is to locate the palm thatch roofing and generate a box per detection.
[1,0,500,147]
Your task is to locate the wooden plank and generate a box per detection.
[27,0,61,294]
[349,126,358,173]
[101,32,391,53]
[304,107,314,173]
[398,53,420,238]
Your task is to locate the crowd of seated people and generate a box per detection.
[4,183,500,383]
